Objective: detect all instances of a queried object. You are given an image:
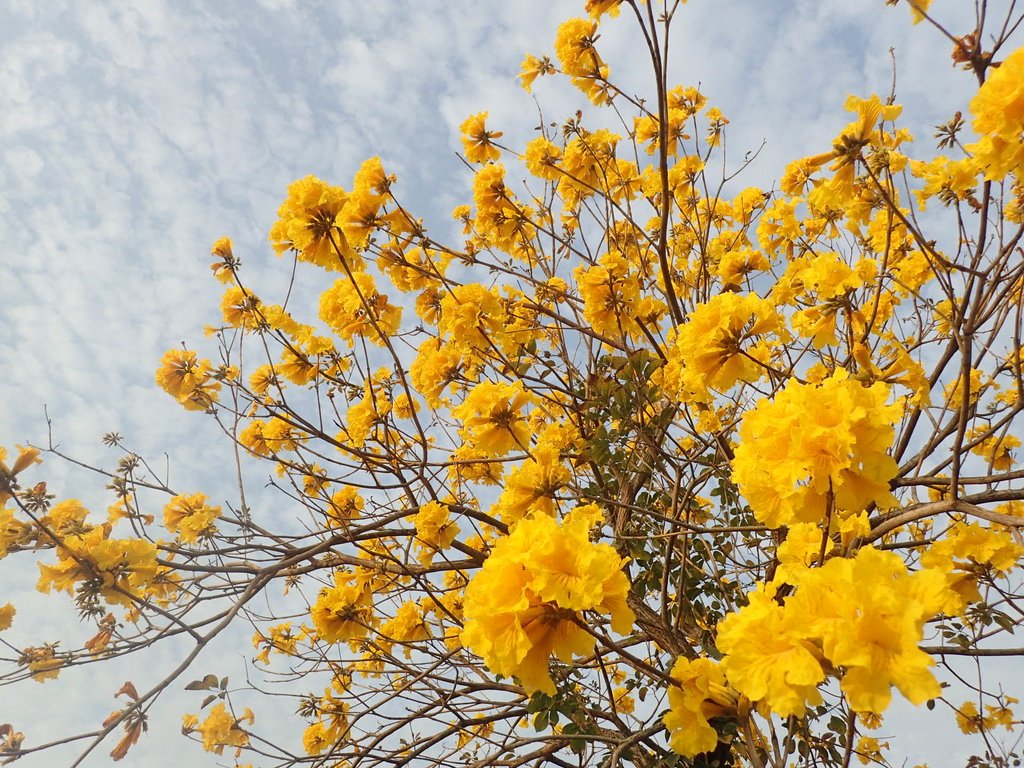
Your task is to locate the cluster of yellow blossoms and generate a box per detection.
[34,500,159,610]
[181,703,253,757]
[664,545,964,757]
[732,372,901,528]
[126,0,1024,764]
[461,509,634,694]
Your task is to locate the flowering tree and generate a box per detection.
[3,1,1024,766]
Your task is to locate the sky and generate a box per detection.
[0,0,1015,766]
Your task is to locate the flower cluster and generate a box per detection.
[461,510,634,694]
[716,546,951,717]
[732,372,901,528]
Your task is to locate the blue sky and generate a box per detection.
[0,1,1009,765]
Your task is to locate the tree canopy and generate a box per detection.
[3,1,1024,766]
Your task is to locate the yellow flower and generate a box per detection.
[585,0,622,19]
[220,286,262,330]
[732,373,901,528]
[452,381,534,457]
[574,251,664,339]
[378,600,431,656]
[155,349,221,411]
[909,156,981,210]
[562,129,620,192]
[668,85,708,116]
[920,522,1024,612]
[955,700,982,734]
[392,392,418,419]
[448,444,505,487]
[663,657,736,757]
[968,45,1024,180]
[352,155,391,195]
[663,292,780,399]
[342,379,393,450]
[310,570,376,643]
[967,427,1021,471]
[40,499,90,536]
[715,247,770,289]
[717,585,827,717]
[0,444,41,478]
[413,501,460,564]
[461,513,634,694]
[209,235,236,283]
[238,417,302,457]
[277,345,317,386]
[775,523,832,582]
[856,736,887,765]
[194,702,251,755]
[37,526,159,608]
[907,0,932,23]
[22,645,62,682]
[518,54,554,92]
[720,547,952,718]
[437,283,506,353]
[336,187,384,250]
[303,721,330,755]
[523,136,563,180]
[984,699,1018,730]
[492,445,570,524]
[954,697,1019,733]
[554,18,602,78]
[326,486,363,527]
[268,175,359,271]
[0,603,14,631]
[252,622,300,665]
[612,686,635,715]
[377,245,441,293]
[460,112,503,164]
[319,272,402,347]
[789,547,949,713]
[163,493,220,543]
[409,337,469,408]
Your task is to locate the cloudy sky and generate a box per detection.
[0,0,1011,765]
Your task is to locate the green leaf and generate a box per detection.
[533,711,548,731]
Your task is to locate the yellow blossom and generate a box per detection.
[518,54,555,92]
[163,492,220,543]
[452,381,534,457]
[0,603,14,631]
[460,112,503,164]
[155,349,221,411]
[717,585,827,717]
[968,45,1024,180]
[732,373,901,528]
[209,235,236,283]
[311,570,376,643]
[492,445,570,523]
[220,286,262,330]
[967,427,1021,471]
[663,292,780,399]
[663,657,736,758]
[554,18,602,79]
[269,175,359,271]
[319,272,402,347]
[461,512,634,694]
[413,501,460,564]
[193,703,252,755]
[326,486,363,527]
[523,136,563,181]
